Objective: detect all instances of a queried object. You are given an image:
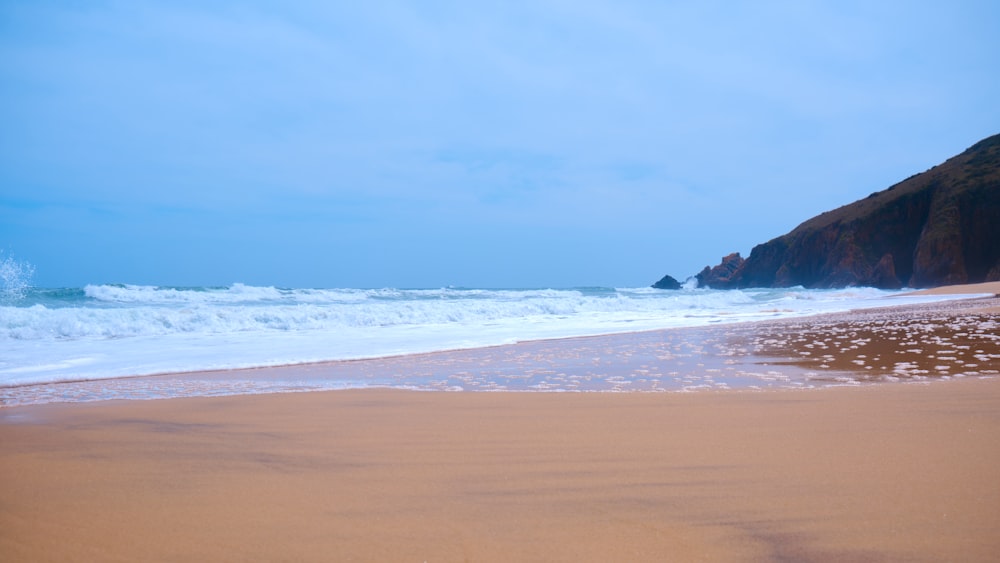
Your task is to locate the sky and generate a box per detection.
[2,1,999,289]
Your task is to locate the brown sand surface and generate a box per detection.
[743,296,1000,383]
[904,283,1000,315]
[3,377,999,562]
[906,280,1000,296]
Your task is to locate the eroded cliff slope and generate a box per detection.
[695,134,1000,289]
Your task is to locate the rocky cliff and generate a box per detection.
[694,134,1000,289]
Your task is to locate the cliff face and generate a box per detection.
[695,134,1000,289]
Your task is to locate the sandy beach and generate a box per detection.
[2,287,999,561]
[906,280,1000,296]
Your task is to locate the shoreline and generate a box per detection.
[3,291,998,406]
[2,286,999,560]
[3,283,994,394]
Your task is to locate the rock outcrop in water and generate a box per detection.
[692,133,1000,289]
[651,274,682,290]
[695,252,745,289]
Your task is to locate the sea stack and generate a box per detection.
[651,274,682,290]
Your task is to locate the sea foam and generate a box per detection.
[0,284,974,387]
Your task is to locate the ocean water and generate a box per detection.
[0,282,968,389]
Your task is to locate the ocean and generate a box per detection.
[0,282,965,394]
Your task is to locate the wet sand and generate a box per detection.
[2,294,999,561]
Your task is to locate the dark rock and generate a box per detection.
[651,274,682,290]
[871,253,902,289]
[694,134,1000,289]
[988,260,1000,282]
[695,253,745,289]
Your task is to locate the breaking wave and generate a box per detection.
[0,252,34,304]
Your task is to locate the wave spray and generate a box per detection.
[0,251,34,303]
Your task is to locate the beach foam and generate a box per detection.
[0,283,989,393]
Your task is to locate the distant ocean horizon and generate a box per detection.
[0,281,969,390]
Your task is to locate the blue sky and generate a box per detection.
[2,1,999,288]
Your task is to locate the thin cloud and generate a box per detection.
[2,1,998,287]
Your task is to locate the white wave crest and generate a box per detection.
[3,286,899,342]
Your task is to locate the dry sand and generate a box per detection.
[906,280,1000,296]
[2,297,999,562]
